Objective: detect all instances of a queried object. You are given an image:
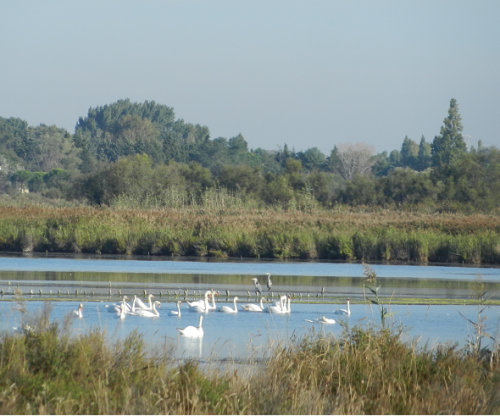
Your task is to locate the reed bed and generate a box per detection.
[0,206,499,264]
[1,302,500,414]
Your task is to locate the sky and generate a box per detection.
[1,0,499,155]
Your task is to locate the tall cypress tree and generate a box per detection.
[431,98,467,168]
[417,135,432,171]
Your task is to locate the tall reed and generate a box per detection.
[0,206,499,264]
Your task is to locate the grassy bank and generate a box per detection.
[1,303,500,414]
[0,206,499,264]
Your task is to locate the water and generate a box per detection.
[3,299,499,360]
[0,254,498,280]
[1,254,500,300]
[1,254,500,360]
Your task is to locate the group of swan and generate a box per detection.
[267,295,291,314]
[80,288,350,338]
[188,290,217,312]
[305,299,351,325]
[106,294,162,319]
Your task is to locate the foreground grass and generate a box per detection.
[1,303,500,414]
[0,206,500,264]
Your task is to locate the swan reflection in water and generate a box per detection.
[177,333,203,358]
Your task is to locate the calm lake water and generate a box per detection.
[1,254,500,360]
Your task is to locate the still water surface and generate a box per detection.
[2,300,499,360]
[1,254,500,360]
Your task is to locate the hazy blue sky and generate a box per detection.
[1,1,499,155]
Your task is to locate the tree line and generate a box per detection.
[0,98,499,212]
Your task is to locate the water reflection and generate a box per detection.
[177,335,203,358]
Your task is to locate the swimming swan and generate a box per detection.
[134,301,161,318]
[219,296,239,313]
[334,298,351,316]
[134,294,155,311]
[73,303,83,318]
[242,297,265,312]
[177,315,204,338]
[169,301,182,316]
[191,291,212,313]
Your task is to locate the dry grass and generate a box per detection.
[1,304,500,414]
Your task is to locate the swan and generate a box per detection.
[207,290,218,311]
[242,297,265,312]
[169,301,183,316]
[188,291,211,308]
[134,301,161,318]
[192,291,211,313]
[177,315,204,338]
[219,296,239,313]
[268,296,288,314]
[118,304,126,320]
[134,294,155,311]
[334,298,351,316]
[284,295,291,313]
[320,316,336,324]
[273,295,287,308]
[73,303,83,318]
[113,296,130,314]
[305,316,336,324]
[13,324,34,334]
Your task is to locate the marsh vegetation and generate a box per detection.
[1,300,500,414]
[1,205,499,264]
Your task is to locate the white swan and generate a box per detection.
[169,301,182,316]
[207,290,217,311]
[192,291,211,313]
[118,304,126,320]
[320,316,336,324]
[13,324,34,334]
[188,291,211,308]
[177,315,204,338]
[284,296,291,313]
[242,297,265,312]
[134,294,155,311]
[73,303,83,318]
[305,316,336,325]
[268,296,288,314]
[134,301,161,318]
[219,296,239,313]
[334,298,351,316]
[113,296,130,314]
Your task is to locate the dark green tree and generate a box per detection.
[431,98,467,169]
[400,136,419,169]
[417,135,432,171]
[297,147,327,171]
[389,149,402,166]
[74,99,177,164]
[382,168,439,206]
[0,117,29,169]
[217,165,263,196]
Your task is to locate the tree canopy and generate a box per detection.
[0,98,498,213]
